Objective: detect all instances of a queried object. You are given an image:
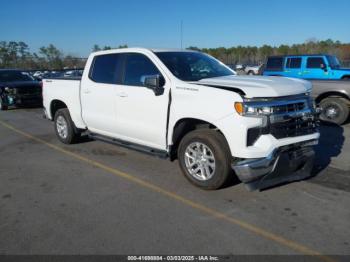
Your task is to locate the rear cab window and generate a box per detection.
[265,57,284,71]
[89,54,123,84]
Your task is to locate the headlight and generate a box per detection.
[235,102,273,116]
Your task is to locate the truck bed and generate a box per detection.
[42,78,86,129]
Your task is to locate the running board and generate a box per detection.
[88,132,169,159]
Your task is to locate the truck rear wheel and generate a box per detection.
[319,97,349,125]
[177,129,233,190]
[54,108,80,144]
[0,97,8,111]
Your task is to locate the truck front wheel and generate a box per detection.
[54,108,80,144]
[177,129,233,190]
[319,97,349,125]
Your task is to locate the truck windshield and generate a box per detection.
[327,56,341,69]
[0,70,34,82]
[155,51,235,81]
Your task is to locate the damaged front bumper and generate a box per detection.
[232,140,317,191]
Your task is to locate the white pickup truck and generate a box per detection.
[43,48,319,191]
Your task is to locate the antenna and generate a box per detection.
[180,20,183,50]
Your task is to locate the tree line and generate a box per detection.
[1,39,350,70]
[189,39,350,66]
[0,41,85,70]
[0,42,128,70]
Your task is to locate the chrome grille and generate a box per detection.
[269,114,317,139]
[272,101,306,114]
[246,95,318,146]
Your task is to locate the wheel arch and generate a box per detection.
[169,117,231,161]
[315,91,350,104]
[50,99,68,120]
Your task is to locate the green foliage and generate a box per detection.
[187,46,201,51]
[117,44,128,49]
[0,41,130,70]
[0,39,349,70]
[39,44,63,69]
[0,41,86,70]
[92,44,128,52]
[188,39,350,66]
[92,44,101,52]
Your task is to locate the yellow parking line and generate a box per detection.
[0,120,336,262]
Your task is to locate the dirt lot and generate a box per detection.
[0,108,349,259]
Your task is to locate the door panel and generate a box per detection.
[81,53,123,134]
[284,57,302,78]
[114,53,170,150]
[81,81,117,134]
[115,86,170,149]
[303,57,330,79]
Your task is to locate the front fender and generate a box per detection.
[167,83,243,149]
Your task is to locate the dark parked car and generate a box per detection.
[41,71,64,79]
[0,69,42,110]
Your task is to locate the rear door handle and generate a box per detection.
[117,92,128,97]
[83,89,91,94]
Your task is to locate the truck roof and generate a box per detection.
[91,47,199,56]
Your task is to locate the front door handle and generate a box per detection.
[83,89,91,94]
[117,92,128,97]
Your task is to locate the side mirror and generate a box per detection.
[141,75,165,96]
[320,63,328,72]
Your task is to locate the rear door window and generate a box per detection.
[265,57,284,71]
[286,57,302,68]
[306,57,325,68]
[89,54,123,84]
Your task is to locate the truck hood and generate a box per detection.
[194,75,312,98]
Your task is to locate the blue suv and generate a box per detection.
[263,54,350,80]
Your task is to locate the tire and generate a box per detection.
[248,71,254,75]
[0,97,8,111]
[319,97,349,125]
[177,129,233,190]
[342,76,350,80]
[54,108,80,144]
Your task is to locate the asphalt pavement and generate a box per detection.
[0,108,349,260]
